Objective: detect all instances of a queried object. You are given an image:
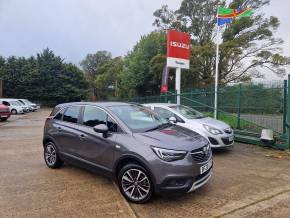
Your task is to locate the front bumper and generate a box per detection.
[188,169,212,192]
[153,154,213,195]
[0,112,11,119]
[208,134,234,148]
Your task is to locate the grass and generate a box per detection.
[203,111,262,132]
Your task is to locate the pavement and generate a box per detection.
[1,109,290,218]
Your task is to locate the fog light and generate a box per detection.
[168,179,186,187]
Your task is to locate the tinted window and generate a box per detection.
[63,106,80,123]
[50,106,61,116]
[107,116,118,132]
[154,107,175,120]
[2,101,10,106]
[54,108,65,120]
[83,106,107,127]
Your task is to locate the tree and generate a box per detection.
[119,31,167,97]
[153,0,290,85]
[94,57,124,100]
[0,48,89,105]
[80,51,112,79]
[80,51,112,99]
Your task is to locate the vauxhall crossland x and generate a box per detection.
[43,102,213,203]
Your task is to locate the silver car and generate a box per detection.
[144,103,234,148]
[43,102,213,203]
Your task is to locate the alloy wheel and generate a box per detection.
[45,144,57,166]
[121,169,151,201]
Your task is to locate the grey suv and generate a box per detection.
[43,102,213,203]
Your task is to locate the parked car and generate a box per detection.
[16,100,30,113]
[18,99,39,112]
[0,99,24,114]
[0,104,11,121]
[43,102,213,203]
[144,103,234,148]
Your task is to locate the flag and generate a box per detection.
[217,7,253,26]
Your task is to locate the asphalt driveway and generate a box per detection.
[0,109,290,217]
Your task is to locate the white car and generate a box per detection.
[144,103,234,148]
[18,99,39,112]
[0,99,24,114]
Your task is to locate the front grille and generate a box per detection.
[191,145,211,163]
[224,128,233,134]
[208,137,219,145]
[222,137,234,145]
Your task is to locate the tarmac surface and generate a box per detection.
[1,109,290,218]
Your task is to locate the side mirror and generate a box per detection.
[93,124,109,135]
[169,116,177,124]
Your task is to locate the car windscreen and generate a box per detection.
[23,99,32,104]
[17,101,25,105]
[169,105,204,119]
[109,105,168,133]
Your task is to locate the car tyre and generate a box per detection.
[1,117,8,121]
[11,109,17,115]
[118,163,153,204]
[44,142,63,169]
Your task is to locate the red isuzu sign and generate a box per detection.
[167,30,190,69]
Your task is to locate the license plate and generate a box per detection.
[200,159,212,174]
[229,135,234,141]
[1,115,8,118]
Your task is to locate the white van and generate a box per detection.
[0,99,24,114]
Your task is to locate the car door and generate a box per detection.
[77,105,117,170]
[56,105,82,156]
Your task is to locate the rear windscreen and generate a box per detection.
[50,106,62,116]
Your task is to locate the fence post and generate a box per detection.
[287,75,290,149]
[283,80,287,134]
[0,79,2,98]
[216,87,219,120]
[237,83,241,129]
[165,92,168,103]
[190,89,193,107]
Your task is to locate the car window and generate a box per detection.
[169,105,204,119]
[83,106,119,132]
[107,116,118,132]
[63,106,80,124]
[153,107,176,120]
[109,105,167,133]
[83,106,107,127]
[11,101,21,106]
[2,101,10,106]
[54,108,65,120]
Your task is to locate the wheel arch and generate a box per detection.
[113,154,156,185]
[42,136,60,151]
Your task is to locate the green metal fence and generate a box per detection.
[122,80,289,150]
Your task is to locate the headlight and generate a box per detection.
[151,146,187,162]
[203,124,223,135]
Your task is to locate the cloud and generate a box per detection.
[0,0,180,64]
[0,0,288,80]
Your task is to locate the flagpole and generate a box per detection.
[214,10,220,120]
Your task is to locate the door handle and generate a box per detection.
[57,127,62,132]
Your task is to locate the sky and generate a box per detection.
[0,0,289,80]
